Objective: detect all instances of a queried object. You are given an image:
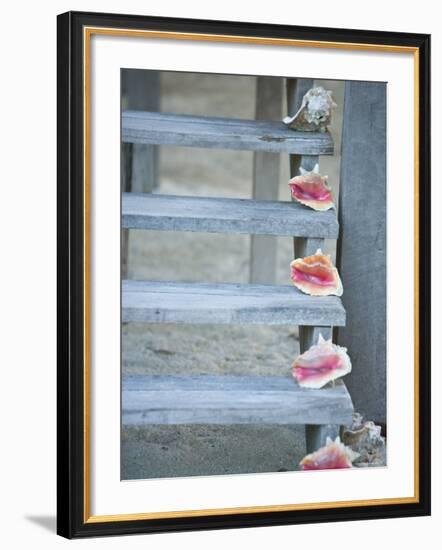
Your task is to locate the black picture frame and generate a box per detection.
[57,10,431,539]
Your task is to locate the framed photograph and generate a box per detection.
[57,11,431,538]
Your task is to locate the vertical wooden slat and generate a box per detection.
[335,81,387,424]
[121,70,160,278]
[295,234,323,258]
[286,79,314,177]
[286,78,340,453]
[300,319,339,453]
[305,424,340,454]
[286,86,325,341]
[250,76,283,283]
[292,155,320,259]
[299,326,332,353]
[286,78,313,114]
[122,69,160,193]
[121,143,132,278]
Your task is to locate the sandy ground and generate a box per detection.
[122,72,345,480]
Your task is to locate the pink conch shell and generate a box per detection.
[299,437,359,471]
[290,249,343,296]
[289,164,334,211]
[292,333,352,389]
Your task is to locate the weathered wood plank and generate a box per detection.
[122,111,334,155]
[122,193,339,238]
[122,375,354,426]
[122,280,346,326]
[250,77,283,283]
[335,81,387,424]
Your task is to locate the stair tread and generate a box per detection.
[122,375,354,425]
[123,193,338,238]
[122,280,346,326]
[122,111,334,154]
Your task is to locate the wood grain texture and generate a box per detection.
[122,111,334,155]
[122,193,339,238]
[335,81,387,424]
[122,280,346,326]
[122,375,354,426]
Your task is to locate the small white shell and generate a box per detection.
[283,86,337,132]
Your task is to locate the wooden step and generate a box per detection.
[122,375,354,426]
[122,280,346,326]
[122,193,339,238]
[122,111,334,155]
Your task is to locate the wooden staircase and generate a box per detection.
[121,78,354,455]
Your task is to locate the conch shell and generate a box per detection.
[290,249,343,296]
[292,333,352,389]
[299,437,359,470]
[283,86,337,132]
[289,164,334,211]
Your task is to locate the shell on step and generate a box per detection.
[289,164,335,211]
[299,437,359,470]
[290,249,343,296]
[292,333,352,389]
[300,437,359,470]
[283,86,337,132]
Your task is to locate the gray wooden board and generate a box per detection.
[122,280,346,326]
[122,111,334,155]
[122,375,354,426]
[122,193,339,238]
[335,81,386,424]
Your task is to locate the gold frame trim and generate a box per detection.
[82,27,420,524]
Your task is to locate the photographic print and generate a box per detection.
[120,70,386,480]
[57,11,430,538]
